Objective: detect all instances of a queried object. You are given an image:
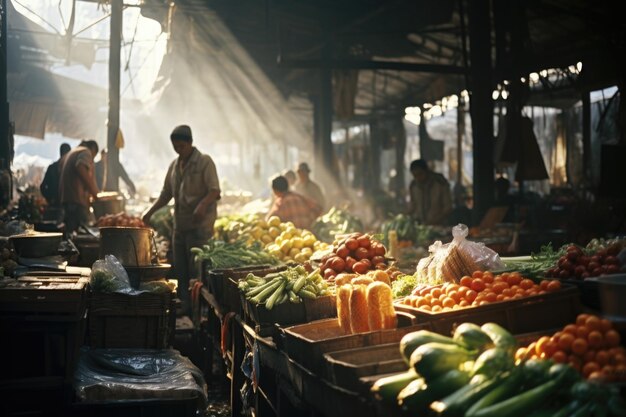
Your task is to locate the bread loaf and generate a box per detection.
[366,281,397,330]
[368,270,390,286]
[336,285,353,334]
[351,277,374,286]
[349,285,370,333]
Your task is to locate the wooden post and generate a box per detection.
[456,98,465,186]
[582,92,591,183]
[319,42,335,179]
[106,0,123,191]
[0,0,10,169]
[468,0,494,223]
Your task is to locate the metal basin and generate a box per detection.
[9,232,63,258]
[595,274,626,319]
[99,226,154,266]
[93,192,125,220]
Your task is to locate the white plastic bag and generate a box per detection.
[90,254,133,294]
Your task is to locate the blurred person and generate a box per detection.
[142,125,221,316]
[40,143,71,207]
[408,159,452,226]
[294,162,325,211]
[448,184,473,226]
[95,148,137,196]
[266,175,322,229]
[59,140,100,235]
[283,169,297,189]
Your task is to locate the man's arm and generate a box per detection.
[192,189,220,223]
[142,165,173,224]
[76,164,99,199]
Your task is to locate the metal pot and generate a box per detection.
[92,192,125,220]
[99,226,155,266]
[595,274,626,319]
[9,232,63,258]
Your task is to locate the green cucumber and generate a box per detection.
[465,367,524,417]
[410,343,475,381]
[371,370,418,403]
[480,323,517,354]
[430,374,502,416]
[398,369,470,412]
[453,323,493,351]
[471,348,514,378]
[400,330,459,364]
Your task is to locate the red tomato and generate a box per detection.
[345,238,359,250]
[354,247,369,260]
[371,255,385,265]
[330,257,346,273]
[345,256,357,272]
[357,235,371,248]
[373,244,386,256]
[336,245,349,259]
[324,268,336,280]
[352,261,369,274]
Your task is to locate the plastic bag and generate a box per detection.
[453,224,504,271]
[89,254,133,294]
[415,224,503,284]
[74,348,207,410]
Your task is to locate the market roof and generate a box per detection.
[141,0,624,119]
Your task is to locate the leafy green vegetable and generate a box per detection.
[392,273,418,298]
[311,207,363,243]
[191,238,280,270]
[502,243,567,278]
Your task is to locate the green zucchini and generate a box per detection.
[398,369,470,412]
[453,323,493,351]
[400,330,459,364]
[522,358,553,388]
[371,370,418,403]
[430,376,501,417]
[480,323,517,353]
[471,348,514,378]
[410,342,475,381]
[465,367,524,417]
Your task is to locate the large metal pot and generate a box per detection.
[99,226,155,266]
[92,192,125,220]
[595,274,626,319]
[9,232,63,258]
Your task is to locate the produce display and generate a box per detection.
[372,322,625,417]
[516,313,626,382]
[96,212,148,228]
[191,239,280,270]
[146,205,174,238]
[381,214,436,246]
[214,213,259,242]
[545,244,625,279]
[239,265,329,309]
[336,273,396,334]
[311,206,363,243]
[400,271,563,313]
[318,232,389,280]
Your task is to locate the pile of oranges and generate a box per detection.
[401,270,562,313]
[516,313,625,381]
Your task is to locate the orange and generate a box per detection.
[576,325,590,339]
[585,316,602,332]
[460,276,473,287]
[448,291,461,303]
[502,288,514,297]
[431,288,442,299]
[595,350,610,366]
[605,330,621,348]
[445,284,460,295]
[459,300,469,307]
[496,294,505,301]
[515,347,527,362]
[472,270,484,279]
[582,361,600,378]
[457,286,470,297]
[557,333,575,352]
[588,371,605,381]
[535,336,551,356]
[442,297,456,308]
[417,298,430,308]
[587,331,604,349]
[484,292,497,303]
[547,280,562,292]
[552,350,567,363]
[520,279,534,290]
[420,304,432,311]
[431,305,442,312]
[584,350,596,363]
[568,355,583,371]
[431,299,442,308]
[540,280,550,291]
[482,272,494,284]
[507,272,522,286]
[571,338,589,355]
[563,324,578,335]
[492,282,509,294]
[599,318,612,333]
[576,314,590,326]
[471,279,485,292]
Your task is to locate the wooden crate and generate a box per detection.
[88,292,174,349]
[395,285,581,336]
[242,293,338,329]
[280,318,426,374]
[0,276,89,319]
[323,343,406,393]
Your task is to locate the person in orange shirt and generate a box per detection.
[266,175,322,229]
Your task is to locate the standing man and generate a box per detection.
[294,162,325,211]
[267,175,322,229]
[59,140,100,235]
[40,143,71,212]
[408,159,452,226]
[142,125,221,316]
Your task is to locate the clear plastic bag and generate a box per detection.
[452,224,504,271]
[89,254,133,294]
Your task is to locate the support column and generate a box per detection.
[0,0,10,169]
[318,42,335,179]
[468,0,494,223]
[582,92,591,184]
[106,0,123,191]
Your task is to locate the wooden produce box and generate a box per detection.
[88,291,175,349]
[279,318,425,375]
[395,285,581,336]
[0,275,89,319]
[242,293,337,328]
[323,343,406,393]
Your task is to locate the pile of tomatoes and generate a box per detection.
[402,270,562,313]
[96,213,147,228]
[516,313,625,381]
[319,233,388,280]
[546,244,624,280]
